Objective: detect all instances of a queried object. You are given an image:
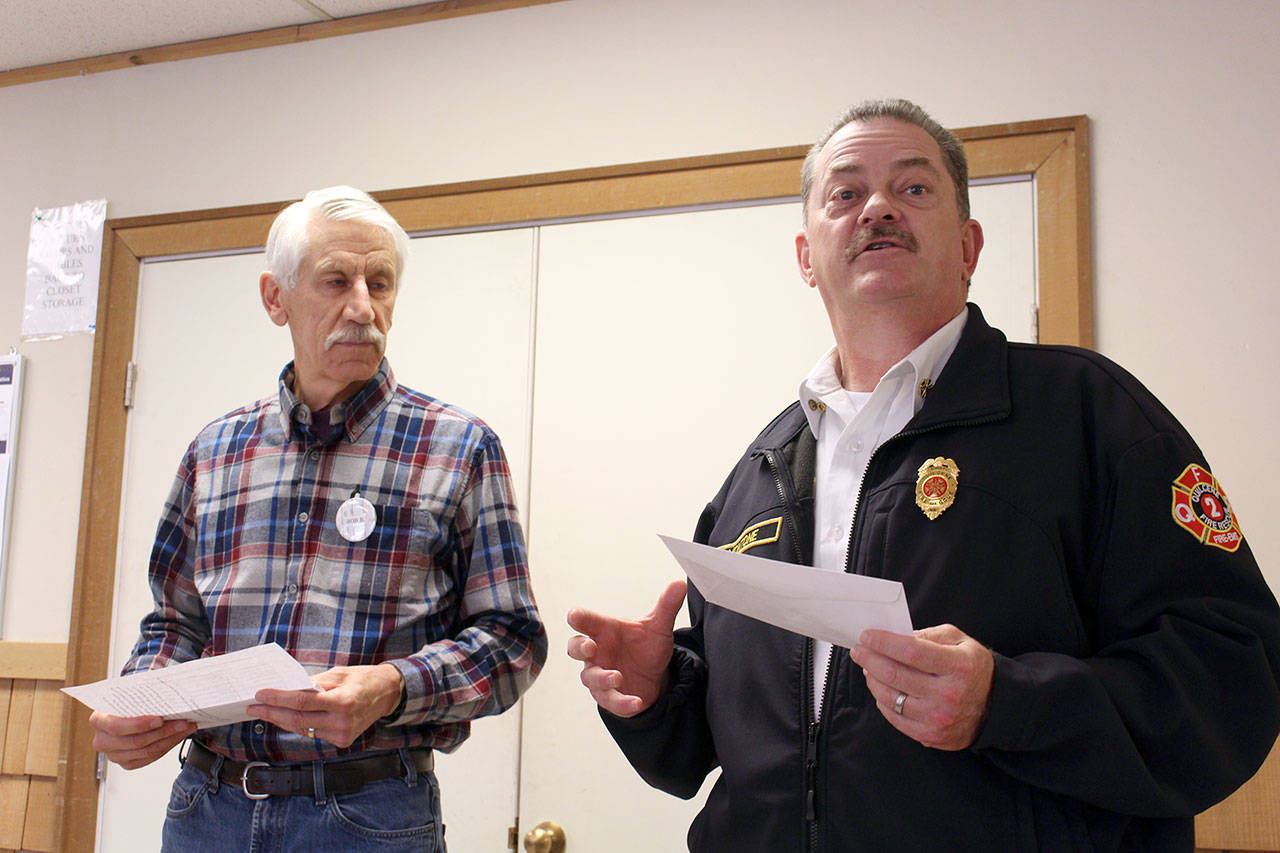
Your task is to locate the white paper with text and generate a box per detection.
[62,642,317,728]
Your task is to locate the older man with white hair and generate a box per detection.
[90,186,546,852]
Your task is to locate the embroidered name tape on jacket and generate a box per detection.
[718,518,783,554]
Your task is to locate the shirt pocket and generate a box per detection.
[306,504,456,654]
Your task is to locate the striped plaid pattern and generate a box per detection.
[124,360,545,762]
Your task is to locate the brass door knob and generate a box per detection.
[523,820,566,853]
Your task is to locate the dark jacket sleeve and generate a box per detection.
[974,430,1280,816]
[599,502,727,799]
[600,635,716,799]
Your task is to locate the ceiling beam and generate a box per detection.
[0,0,567,89]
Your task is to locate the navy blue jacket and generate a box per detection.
[604,306,1280,851]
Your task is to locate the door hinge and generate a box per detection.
[96,752,108,783]
[508,824,518,851]
[123,361,138,409]
[1030,305,1040,344]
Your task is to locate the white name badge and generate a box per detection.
[336,493,377,542]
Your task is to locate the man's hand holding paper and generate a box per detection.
[658,535,993,748]
[851,624,995,751]
[249,662,405,747]
[67,643,322,769]
[89,712,197,771]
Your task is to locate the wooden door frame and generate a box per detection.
[56,115,1090,851]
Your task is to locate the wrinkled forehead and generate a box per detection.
[302,216,398,267]
[817,118,946,179]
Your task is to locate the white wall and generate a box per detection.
[1,0,1277,641]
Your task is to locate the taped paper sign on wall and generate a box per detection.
[23,198,107,340]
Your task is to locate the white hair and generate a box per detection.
[264,186,410,289]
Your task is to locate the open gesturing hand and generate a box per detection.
[566,580,687,717]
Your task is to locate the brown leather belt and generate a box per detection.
[184,740,433,799]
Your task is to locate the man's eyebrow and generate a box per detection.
[313,258,350,274]
[893,156,941,174]
[827,159,864,177]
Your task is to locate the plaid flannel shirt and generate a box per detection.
[123,360,546,762]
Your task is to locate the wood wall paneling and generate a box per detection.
[25,684,66,778]
[0,774,30,850]
[1196,739,1280,852]
[0,680,10,748]
[0,645,68,853]
[2,681,35,776]
[0,644,67,681]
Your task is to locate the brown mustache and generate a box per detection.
[325,324,385,351]
[843,224,919,261]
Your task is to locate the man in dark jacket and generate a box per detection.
[567,99,1280,851]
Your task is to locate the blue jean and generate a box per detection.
[160,751,445,852]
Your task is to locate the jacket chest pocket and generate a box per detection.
[856,484,1087,656]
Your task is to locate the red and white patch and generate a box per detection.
[1171,463,1243,552]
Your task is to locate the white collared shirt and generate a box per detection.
[799,307,968,718]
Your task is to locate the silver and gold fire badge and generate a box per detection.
[1171,463,1243,552]
[915,457,959,520]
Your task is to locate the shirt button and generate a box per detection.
[288,583,298,594]
[254,723,265,734]
[298,512,308,524]
[808,399,819,410]
[852,439,864,452]
[308,449,320,461]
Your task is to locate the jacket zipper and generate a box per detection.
[760,447,823,852]
[764,411,1003,852]
[807,604,837,851]
[824,414,1001,851]
[760,448,805,566]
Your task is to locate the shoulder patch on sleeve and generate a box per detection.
[1171,463,1243,552]
[718,517,783,554]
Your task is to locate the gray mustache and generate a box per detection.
[325,325,385,351]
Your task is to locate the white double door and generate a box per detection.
[100,186,1033,852]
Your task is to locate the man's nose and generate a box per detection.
[860,189,900,223]
[344,278,375,324]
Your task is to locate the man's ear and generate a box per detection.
[796,229,817,289]
[960,219,984,283]
[260,272,290,327]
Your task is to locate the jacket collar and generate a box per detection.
[752,303,1011,454]
[904,302,1011,433]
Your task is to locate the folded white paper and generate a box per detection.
[659,534,913,646]
[62,642,318,729]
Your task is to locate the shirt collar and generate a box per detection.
[276,358,397,444]
[799,306,968,437]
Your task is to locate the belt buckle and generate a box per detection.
[241,761,272,800]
